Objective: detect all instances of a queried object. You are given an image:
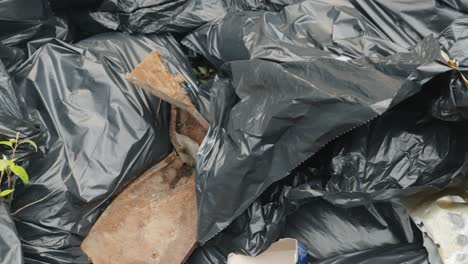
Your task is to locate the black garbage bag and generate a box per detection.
[0,203,23,264]
[183,0,467,67]
[49,0,103,10]
[0,62,42,264]
[314,243,429,264]
[283,201,422,261]
[0,44,25,74]
[188,83,457,262]
[194,34,447,243]
[187,199,429,264]
[88,0,294,35]
[53,16,75,43]
[7,32,197,263]
[350,0,468,49]
[191,12,468,262]
[182,0,407,67]
[0,61,44,154]
[0,0,56,49]
[430,16,468,121]
[309,84,468,205]
[89,0,227,34]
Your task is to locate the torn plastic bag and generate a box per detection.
[182,0,407,67]
[313,83,468,204]
[189,58,467,263]
[195,35,447,243]
[0,203,23,264]
[89,0,293,35]
[8,32,197,264]
[0,0,55,48]
[223,63,467,260]
[194,135,431,257]
[273,73,468,208]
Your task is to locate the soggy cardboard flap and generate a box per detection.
[126,50,208,128]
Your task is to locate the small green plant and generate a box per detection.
[0,132,37,205]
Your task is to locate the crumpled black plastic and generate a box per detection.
[0,204,23,264]
[182,0,406,67]
[89,0,227,34]
[189,12,468,263]
[0,44,25,74]
[277,75,466,205]
[0,61,45,156]
[183,0,467,67]
[49,0,103,10]
[1,1,467,263]
[188,75,460,263]
[6,32,198,264]
[430,16,468,121]
[195,35,446,243]
[0,0,56,49]
[350,0,468,49]
[88,0,293,35]
[0,62,40,264]
[187,199,429,264]
[284,201,421,261]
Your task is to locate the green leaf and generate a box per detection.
[10,164,28,184]
[0,156,9,171]
[0,141,13,148]
[18,140,38,152]
[0,189,14,197]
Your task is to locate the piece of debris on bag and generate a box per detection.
[81,51,208,264]
[405,182,468,264]
[228,239,308,264]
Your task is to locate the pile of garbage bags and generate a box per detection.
[0,0,467,263]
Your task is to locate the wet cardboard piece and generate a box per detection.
[81,152,198,264]
[82,51,208,264]
[126,50,208,128]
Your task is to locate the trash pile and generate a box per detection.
[0,0,467,263]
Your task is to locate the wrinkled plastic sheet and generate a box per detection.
[0,0,56,48]
[195,35,448,242]
[1,0,467,263]
[89,0,291,35]
[6,32,198,263]
[0,203,23,264]
[188,199,429,264]
[183,0,467,66]
[0,44,25,73]
[49,0,103,10]
[0,63,26,264]
[190,11,468,264]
